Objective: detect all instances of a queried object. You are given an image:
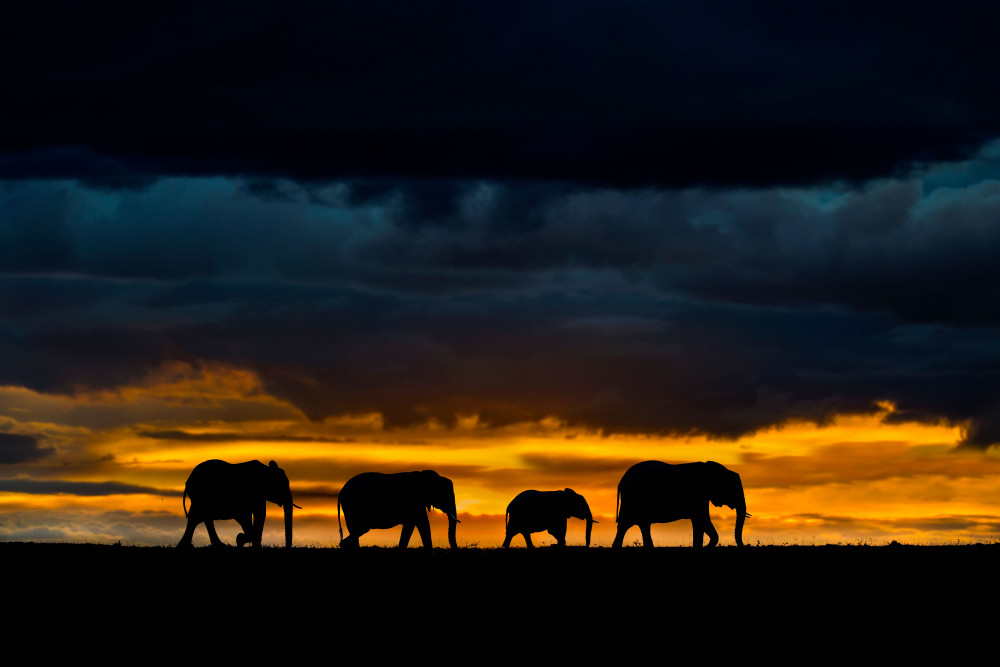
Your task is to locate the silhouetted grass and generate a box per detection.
[5,542,994,658]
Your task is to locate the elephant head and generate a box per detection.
[264,460,297,548]
[704,462,747,548]
[419,470,460,549]
[562,488,596,548]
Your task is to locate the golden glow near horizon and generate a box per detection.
[2,362,999,547]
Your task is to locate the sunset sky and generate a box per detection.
[4,2,1000,547]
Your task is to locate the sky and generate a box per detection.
[3,1,1000,546]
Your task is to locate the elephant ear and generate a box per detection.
[420,470,438,511]
[727,469,744,505]
[561,489,578,515]
[703,462,722,504]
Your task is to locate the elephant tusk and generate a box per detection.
[292,503,302,509]
[448,513,462,523]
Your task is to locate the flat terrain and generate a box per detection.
[5,542,994,658]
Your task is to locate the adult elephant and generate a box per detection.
[611,460,748,549]
[338,470,460,549]
[177,459,299,548]
[502,488,596,548]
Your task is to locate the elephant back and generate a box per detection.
[618,460,703,522]
[186,459,266,517]
[506,490,571,532]
[506,489,540,513]
[340,472,423,530]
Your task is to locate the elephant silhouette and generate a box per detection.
[338,470,461,549]
[177,459,300,548]
[612,460,748,548]
[502,488,596,548]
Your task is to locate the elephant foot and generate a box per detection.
[236,533,248,547]
[176,540,193,549]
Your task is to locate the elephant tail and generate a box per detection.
[337,494,343,541]
[615,488,620,523]
[182,486,189,518]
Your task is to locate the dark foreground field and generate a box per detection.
[5,542,995,658]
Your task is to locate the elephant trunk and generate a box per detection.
[447,514,459,549]
[735,501,746,548]
[584,515,594,548]
[284,502,293,548]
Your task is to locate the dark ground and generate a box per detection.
[4,542,994,659]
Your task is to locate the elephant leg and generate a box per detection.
[702,517,719,548]
[523,532,534,548]
[415,512,432,550]
[250,502,266,548]
[340,528,366,549]
[204,519,227,548]
[547,522,567,546]
[691,520,703,547]
[177,515,199,548]
[236,513,254,547]
[611,522,632,548]
[639,523,654,549]
[399,522,415,549]
[502,529,514,548]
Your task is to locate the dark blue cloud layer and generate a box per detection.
[2,165,999,446]
[4,4,1000,448]
[0,478,175,496]
[3,1,1000,185]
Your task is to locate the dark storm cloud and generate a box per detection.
[3,160,1000,446]
[171,290,977,441]
[4,2,1000,451]
[4,1,1000,185]
[0,433,53,464]
[139,430,354,444]
[0,478,176,496]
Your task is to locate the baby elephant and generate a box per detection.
[503,488,596,548]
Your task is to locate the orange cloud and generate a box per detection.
[3,364,999,546]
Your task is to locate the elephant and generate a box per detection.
[502,488,596,548]
[611,460,748,549]
[177,459,299,548]
[338,470,460,549]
